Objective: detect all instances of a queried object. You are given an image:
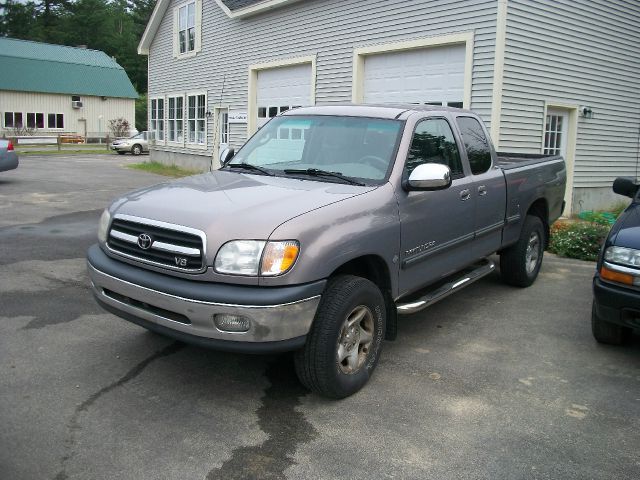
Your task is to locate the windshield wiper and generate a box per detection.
[225,163,274,176]
[283,168,365,186]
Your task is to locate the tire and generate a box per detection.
[131,144,142,156]
[294,275,386,399]
[116,151,126,155]
[591,300,629,345]
[500,215,545,287]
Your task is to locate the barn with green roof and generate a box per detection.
[0,37,137,139]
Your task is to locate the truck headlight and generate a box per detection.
[601,246,640,286]
[97,209,111,243]
[214,240,299,276]
[604,246,640,267]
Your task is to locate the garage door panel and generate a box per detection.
[363,44,466,106]
[256,63,312,127]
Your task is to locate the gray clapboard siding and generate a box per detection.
[149,0,499,156]
[499,0,640,189]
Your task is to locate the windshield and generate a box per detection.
[229,116,403,184]
[130,132,146,140]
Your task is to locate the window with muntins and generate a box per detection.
[168,96,184,143]
[150,98,164,141]
[456,116,491,175]
[543,114,563,155]
[26,112,44,129]
[178,2,195,54]
[406,118,464,177]
[187,94,206,145]
[47,113,64,129]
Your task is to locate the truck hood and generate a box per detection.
[609,203,640,250]
[111,170,375,257]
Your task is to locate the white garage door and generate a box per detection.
[257,63,312,128]
[363,44,466,107]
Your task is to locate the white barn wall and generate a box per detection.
[0,90,135,137]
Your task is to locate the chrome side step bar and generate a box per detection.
[396,259,496,315]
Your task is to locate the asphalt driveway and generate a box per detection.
[1,155,639,480]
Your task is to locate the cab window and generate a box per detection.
[405,118,464,178]
[456,116,492,175]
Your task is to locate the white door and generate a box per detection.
[543,109,568,158]
[219,109,229,151]
[256,63,312,128]
[363,44,466,107]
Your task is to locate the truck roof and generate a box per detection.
[283,104,475,120]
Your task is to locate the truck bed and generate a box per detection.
[496,152,563,170]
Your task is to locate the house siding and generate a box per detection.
[0,90,135,137]
[148,0,498,167]
[499,0,640,210]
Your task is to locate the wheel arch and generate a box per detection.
[329,254,397,340]
[526,198,550,247]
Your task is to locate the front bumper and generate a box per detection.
[87,244,324,353]
[110,144,130,151]
[593,275,640,330]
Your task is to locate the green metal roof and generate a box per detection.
[0,37,138,99]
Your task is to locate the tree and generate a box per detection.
[108,117,131,138]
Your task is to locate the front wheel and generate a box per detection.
[500,215,545,287]
[294,275,386,399]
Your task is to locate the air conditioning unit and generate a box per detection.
[72,101,83,109]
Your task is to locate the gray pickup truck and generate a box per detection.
[88,105,565,398]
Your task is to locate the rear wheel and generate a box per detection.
[500,215,545,287]
[294,275,386,399]
[131,144,142,156]
[591,300,629,345]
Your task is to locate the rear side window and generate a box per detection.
[405,118,464,177]
[456,116,492,175]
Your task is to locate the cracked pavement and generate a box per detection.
[1,155,639,479]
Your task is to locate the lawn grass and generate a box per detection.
[128,161,202,178]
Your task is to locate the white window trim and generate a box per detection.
[173,0,202,59]
[247,54,317,135]
[351,32,474,109]
[186,90,208,150]
[166,93,186,146]
[149,96,166,145]
[46,112,65,130]
[26,111,45,129]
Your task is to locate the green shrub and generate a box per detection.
[548,221,609,261]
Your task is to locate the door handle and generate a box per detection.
[478,185,487,196]
[459,189,471,201]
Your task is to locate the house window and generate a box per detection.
[187,93,206,145]
[168,96,184,143]
[544,114,563,155]
[72,96,81,102]
[178,2,196,54]
[220,112,229,145]
[26,112,45,129]
[3,112,23,128]
[150,98,165,141]
[47,113,64,129]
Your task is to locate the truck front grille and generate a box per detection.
[107,216,206,273]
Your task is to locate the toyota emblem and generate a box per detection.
[137,233,153,250]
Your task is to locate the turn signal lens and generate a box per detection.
[261,241,300,276]
[600,266,633,286]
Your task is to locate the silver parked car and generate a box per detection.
[0,139,19,172]
[111,132,149,156]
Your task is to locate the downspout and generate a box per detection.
[490,0,508,150]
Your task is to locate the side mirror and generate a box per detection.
[405,163,452,191]
[219,147,235,166]
[613,177,639,199]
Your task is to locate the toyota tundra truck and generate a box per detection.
[87,105,566,398]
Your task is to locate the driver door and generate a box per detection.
[397,117,475,296]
